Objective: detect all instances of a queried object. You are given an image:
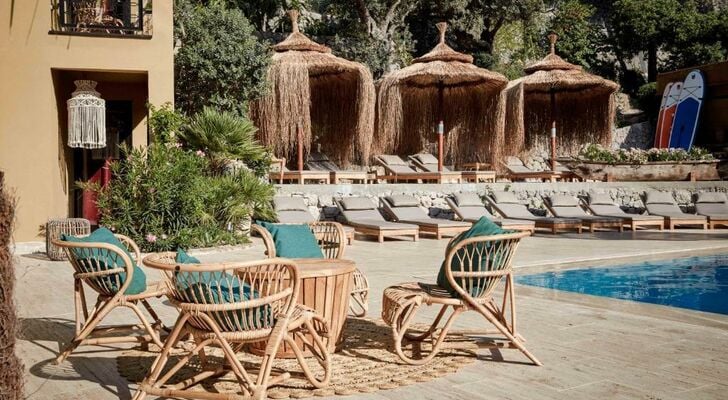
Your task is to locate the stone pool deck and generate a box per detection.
[14,229,728,399]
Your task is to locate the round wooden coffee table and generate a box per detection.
[251,258,356,358]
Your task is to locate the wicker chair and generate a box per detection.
[52,235,168,364]
[381,231,541,366]
[133,256,331,400]
[252,222,370,318]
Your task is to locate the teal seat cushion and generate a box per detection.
[174,248,271,330]
[62,227,146,295]
[437,217,509,297]
[257,221,324,259]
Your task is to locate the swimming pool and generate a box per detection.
[516,254,728,315]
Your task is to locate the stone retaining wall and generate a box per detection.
[274,181,728,221]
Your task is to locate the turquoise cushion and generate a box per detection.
[62,228,146,295]
[437,217,509,297]
[257,221,324,259]
[175,248,200,264]
[174,248,271,330]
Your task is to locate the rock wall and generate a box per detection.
[274,181,728,221]
[612,121,653,150]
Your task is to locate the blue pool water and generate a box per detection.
[516,254,728,315]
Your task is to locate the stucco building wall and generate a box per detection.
[0,1,174,241]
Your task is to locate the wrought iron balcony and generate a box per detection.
[52,0,152,37]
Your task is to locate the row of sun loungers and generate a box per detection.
[271,153,590,184]
[273,191,728,242]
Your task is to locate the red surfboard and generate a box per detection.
[653,82,672,148]
[655,82,682,148]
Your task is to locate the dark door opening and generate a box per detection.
[72,100,133,223]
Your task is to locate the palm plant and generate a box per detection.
[179,107,271,176]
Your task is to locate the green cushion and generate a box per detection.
[437,217,509,297]
[174,248,271,330]
[62,227,146,295]
[175,248,200,264]
[257,222,324,259]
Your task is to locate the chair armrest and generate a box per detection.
[251,224,276,258]
[308,221,346,259]
[115,234,141,263]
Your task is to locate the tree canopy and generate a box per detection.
[174,0,728,110]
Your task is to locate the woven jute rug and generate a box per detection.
[118,318,480,398]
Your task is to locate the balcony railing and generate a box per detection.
[52,0,152,37]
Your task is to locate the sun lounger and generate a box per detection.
[445,192,535,232]
[643,191,708,230]
[408,153,495,183]
[543,194,623,232]
[381,195,471,239]
[274,196,355,244]
[269,157,331,184]
[306,152,374,184]
[374,154,461,183]
[486,191,583,234]
[694,192,728,229]
[501,156,566,182]
[335,197,419,242]
[585,192,664,231]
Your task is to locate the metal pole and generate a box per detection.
[297,125,304,172]
[550,89,557,172]
[437,83,444,172]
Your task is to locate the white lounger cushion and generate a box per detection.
[588,192,615,205]
[696,192,727,204]
[274,196,308,211]
[340,197,376,211]
[413,153,439,165]
[379,155,408,166]
[454,192,483,207]
[645,191,675,205]
[386,195,420,207]
[491,191,520,204]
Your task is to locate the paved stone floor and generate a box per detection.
[14,229,728,399]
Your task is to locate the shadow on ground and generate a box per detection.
[20,317,132,399]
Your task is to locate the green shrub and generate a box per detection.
[178,108,271,177]
[148,103,187,145]
[88,144,274,252]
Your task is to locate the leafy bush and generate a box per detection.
[178,108,271,177]
[88,144,274,252]
[148,103,187,144]
[174,0,270,116]
[578,144,714,165]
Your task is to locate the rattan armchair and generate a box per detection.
[381,231,541,366]
[133,256,331,400]
[252,221,370,317]
[52,235,167,364]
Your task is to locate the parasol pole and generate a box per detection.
[437,81,444,172]
[550,89,557,172]
[297,124,304,172]
[548,33,558,172]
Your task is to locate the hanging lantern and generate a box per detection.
[67,80,106,149]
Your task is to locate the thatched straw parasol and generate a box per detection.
[250,10,376,168]
[375,22,508,170]
[504,33,619,171]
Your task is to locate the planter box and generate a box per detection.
[560,160,721,182]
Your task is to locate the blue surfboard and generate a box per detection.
[669,70,705,150]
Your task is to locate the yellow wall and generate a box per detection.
[0,1,174,242]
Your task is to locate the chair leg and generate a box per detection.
[472,302,542,366]
[285,315,331,388]
[56,294,119,364]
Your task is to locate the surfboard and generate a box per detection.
[653,82,673,148]
[669,70,705,150]
[656,82,682,148]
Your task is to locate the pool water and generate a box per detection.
[516,254,728,315]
